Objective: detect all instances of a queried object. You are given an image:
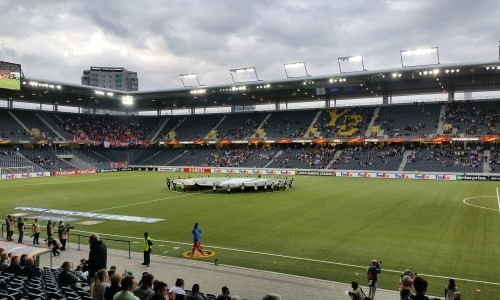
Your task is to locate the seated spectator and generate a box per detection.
[405,276,430,300]
[169,278,186,299]
[6,255,23,276]
[262,294,282,300]
[150,281,175,300]
[108,265,117,278]
[114,275,139,300]
[104,273,122,300]
[75,264,88,282]
[58,261,80,287]
[91,269,110,300]
[0,253,8,272]
[186,283,205,300]
[22,257,42,279]
[133,273,154,300]
[217,286,231,300]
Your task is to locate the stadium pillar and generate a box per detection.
[275,102,279,111]
[447,90,455,102]
[382,93,389,105]
[325,98,330,108]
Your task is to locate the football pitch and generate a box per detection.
[1,172,499,298]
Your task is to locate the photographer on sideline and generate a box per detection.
[367,259,382,300]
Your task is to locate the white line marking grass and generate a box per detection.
[73,229,500,287]
[497,188,500,215]
[462,196,498,211]
[0,174,144,188]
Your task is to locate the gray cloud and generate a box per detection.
[0,0,499,90]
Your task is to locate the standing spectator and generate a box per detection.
[91,269,110,300]
[17,217,25,244]
[133,273,154,300]
[58,221,68,251]
[114,276,139,300]
[190,223,206,257]
[32,218,41,245]
[186,284,205,300]
[6,215,14,242]
[142,232,153,267]
[87,233,107,284]
[367,259,382,300]
[104,273,122,300]
[47,220,54,239]
[444,279,458,300]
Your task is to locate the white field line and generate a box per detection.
[462,196,497,211]
[89,190,210,212]
[497,188,500,215]
[0,174,144,188]
[72,229,500,287]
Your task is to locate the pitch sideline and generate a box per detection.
[72,229,500,287]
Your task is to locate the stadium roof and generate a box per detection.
[3,60,500,112]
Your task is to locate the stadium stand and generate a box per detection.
[214,112,267,140]
[443,101,500,136]
[312,107,374,138]
[261,110,316,139]
[329,145,405,171]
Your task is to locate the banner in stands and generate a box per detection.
[53,169,98,176]
[297,170,334,176]
[1,172,51,180]
[335,171,456,180]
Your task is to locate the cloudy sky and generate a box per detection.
[1,0,499,90]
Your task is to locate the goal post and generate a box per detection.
[0,166,34,178]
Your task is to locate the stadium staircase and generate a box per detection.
[252,113,272,138]
[326,150,342,169]
[137,149,165,164]
[57,153,96,169]
[149,117,170,142]
[365,107,380,137]
[436,104,447,135]
[264,150,282,168]
[34,112,67,141]
[7,111,31,136]
[14,152,46,172]
[304,111,322,138]
[483,150,491,173]
[206,115,227,139]
[398,150,412,171]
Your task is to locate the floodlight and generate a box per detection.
[122,95,133,105]
[179,73,201,87]
[283,62,309,78]
[230,67,259,83]
[400,47,439,67]
[338,55,365,73]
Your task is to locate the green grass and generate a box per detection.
[1,172,499,299]
[0,77,20,90]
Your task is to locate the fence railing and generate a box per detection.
[1,223,132,259]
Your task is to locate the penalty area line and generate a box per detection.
[72,229,500,287]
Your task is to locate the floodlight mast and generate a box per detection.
[337,55,365,73]
[400,47,440,68]
[179,73,201,87]
[283,62,309,78]
[229,67,260,83]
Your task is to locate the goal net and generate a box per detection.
[0,166,34,176]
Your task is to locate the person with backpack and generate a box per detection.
[347,281,367,300]
[444,279,458,300]
[366,259,382,300]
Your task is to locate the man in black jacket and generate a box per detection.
[87,233,107,283]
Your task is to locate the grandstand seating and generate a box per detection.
[262,110,316,139]
[372,103,441,137]
[0,100,499,174]
[313,107,374,138]
[404,144,484,173]
[214,112,267,140]
[329,146,404,171]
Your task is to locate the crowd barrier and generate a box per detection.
[1,166,499,182]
